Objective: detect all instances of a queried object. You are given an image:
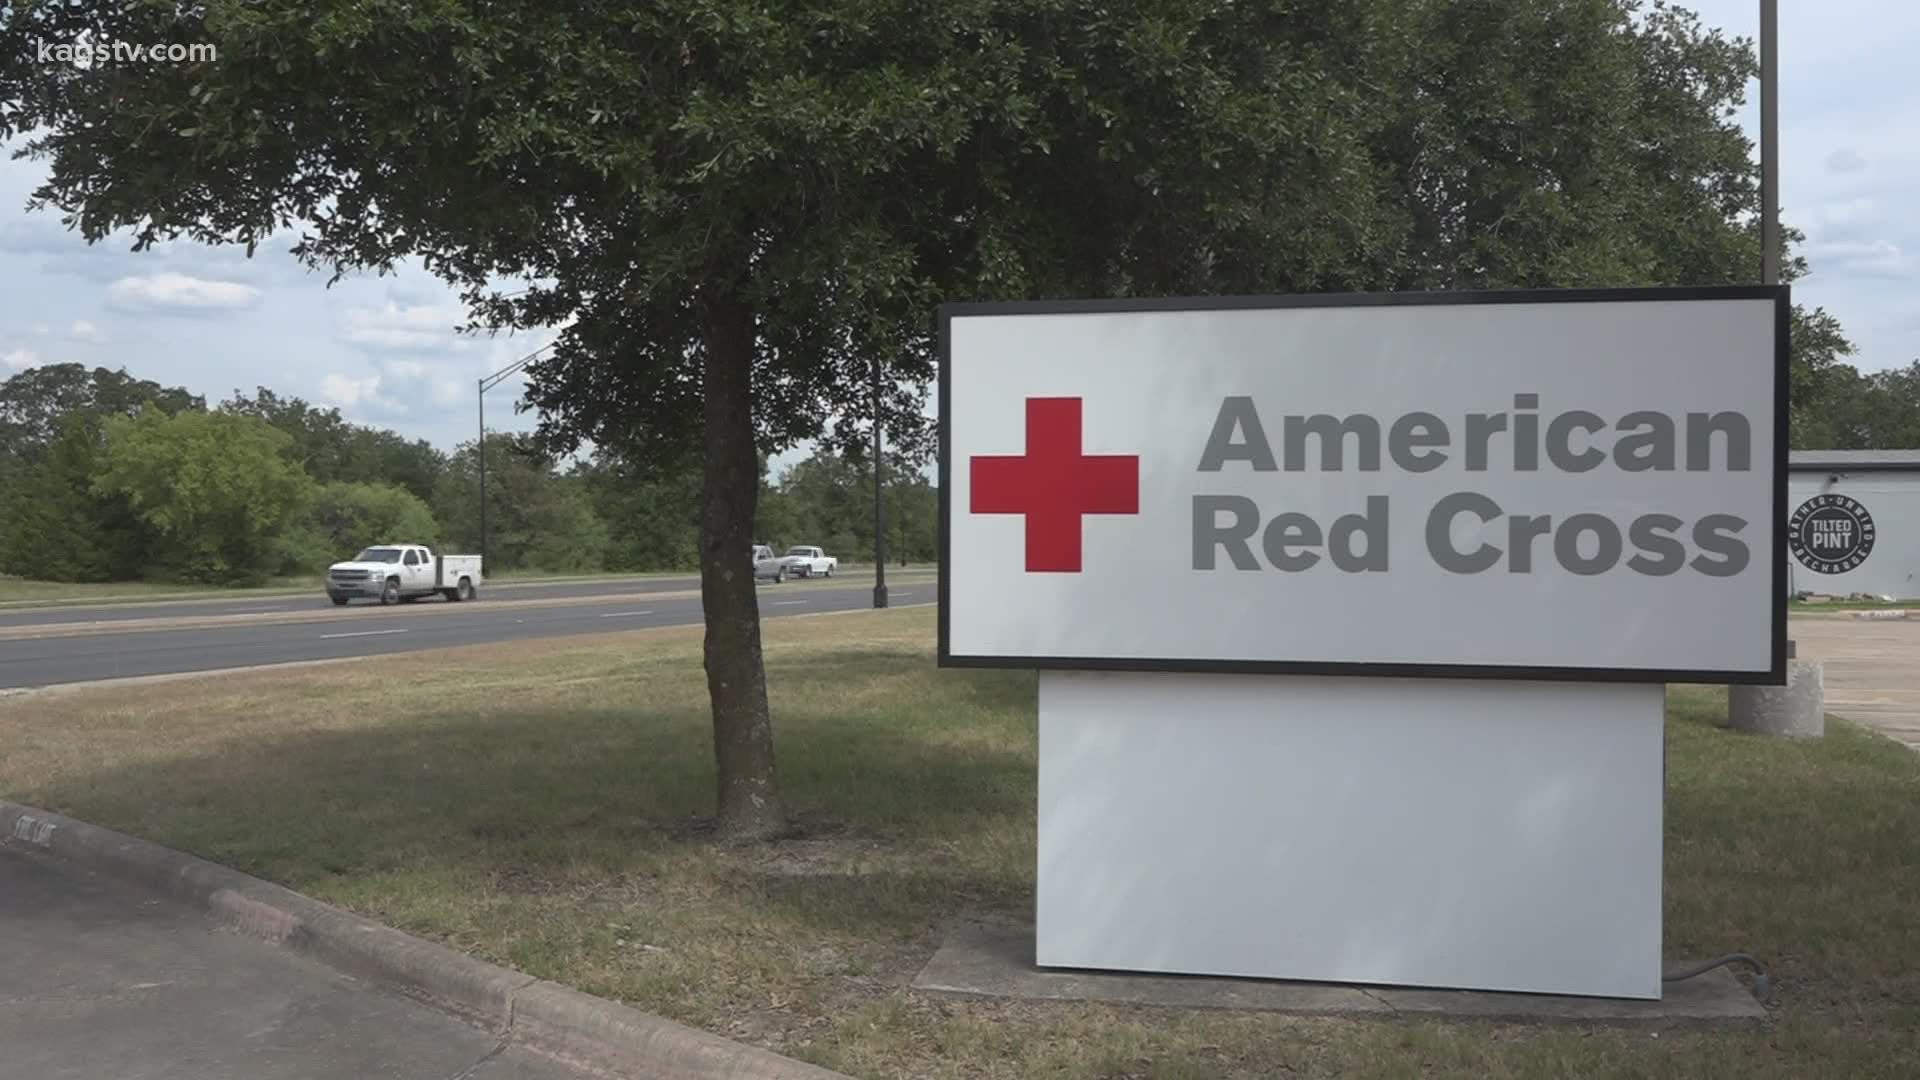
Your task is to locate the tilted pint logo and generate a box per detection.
[1789,494,1875,575]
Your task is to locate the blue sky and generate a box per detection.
[4,1,1916,453]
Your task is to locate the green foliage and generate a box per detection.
[434,436,608,573]
[0,419,150,581]
[1,363,203,462]
[92,409,314,583]
[1799,361,1920,451]
[0,364,201,581]
[304,481,442,558]
[759,449,939,564]
[2,361,945,583]
[578,453,703,573]
[0,0,1794,462]
[222,387,446,502]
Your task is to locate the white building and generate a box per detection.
[1788,450,1920,599]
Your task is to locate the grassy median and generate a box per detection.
[3,608,1917,1078]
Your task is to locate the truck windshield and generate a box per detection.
[785,548,810,557]
[354,548,404,563]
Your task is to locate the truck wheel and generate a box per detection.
[775,567,787,584]
[330,596,349,607]
[456,577,475,602]
[381,578,400,605]
[824,565,833,578]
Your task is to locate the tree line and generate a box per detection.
[0,363,937,585]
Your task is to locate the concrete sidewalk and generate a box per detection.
[0,846,591,1080]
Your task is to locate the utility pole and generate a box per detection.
[1760,0,1780,286]
[873,355,888,609]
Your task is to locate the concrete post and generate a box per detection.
[1727,642,1825,738]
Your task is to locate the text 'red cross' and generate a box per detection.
[970,397,1140,572]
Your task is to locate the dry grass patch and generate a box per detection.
[3,608,1917,1078]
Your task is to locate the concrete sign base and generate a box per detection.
[1036,671,1666,1000]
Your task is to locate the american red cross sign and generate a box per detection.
[969,398,1140,572]
[939,288,1788,684]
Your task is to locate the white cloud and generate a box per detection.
[1805,239,1917,280]
[2,347,37,371]
[107,272,260,313]
[1827,147,1869,174]
[321,372,410,415]
[342,302,472,352]
[0,217,79,258]
[430,377,469,409]
[322,372,382,407]
[1808,197,1878,235]
[68,319,103,342]
[31,323,49,336]
[383,358,429,379]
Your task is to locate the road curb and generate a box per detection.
[0,801,848,1080]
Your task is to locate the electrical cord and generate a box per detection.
[1663,953,1771,1000]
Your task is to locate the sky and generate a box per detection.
[3,1,1917,454]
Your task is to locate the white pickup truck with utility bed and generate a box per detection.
[777,545,837,578]
[326,545,482,606]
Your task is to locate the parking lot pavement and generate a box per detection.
[0,846,592,1080]
[1792,614,1920,750]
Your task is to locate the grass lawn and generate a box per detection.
[0,574,322,606]
[3,608,1917,1078]
[1790,598,1920,612]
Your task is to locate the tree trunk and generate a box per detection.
[698,294,786,841]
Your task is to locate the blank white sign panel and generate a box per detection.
[1036,670,1666,998]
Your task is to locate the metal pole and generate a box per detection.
[477,379,488,566]
[873,356,888,609]
[1760,0,1780,286]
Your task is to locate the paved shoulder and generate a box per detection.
[0,847,592,1080]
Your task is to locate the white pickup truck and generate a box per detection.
[777,545,837,578]
[326,544,482,606]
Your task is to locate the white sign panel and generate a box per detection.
[940,288,1788,683]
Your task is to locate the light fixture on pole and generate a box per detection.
[477,343,552,568]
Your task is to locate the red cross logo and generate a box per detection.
[970,397,1141,572]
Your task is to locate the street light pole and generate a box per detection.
[1730,1,1800,735]
[1760,0,1780,286]
[476,343,552,568]
[873,355,888,609]
[477,379,488,566]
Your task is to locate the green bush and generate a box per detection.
[305,481,441,562]
[92,409,312,584]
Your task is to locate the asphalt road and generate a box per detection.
[0,578,930,690]
[0,573,732,629]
